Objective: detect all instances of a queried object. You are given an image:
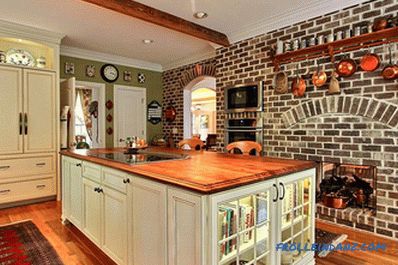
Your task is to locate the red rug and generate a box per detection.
[0,221,63,265]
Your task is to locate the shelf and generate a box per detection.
[272,27,398,70]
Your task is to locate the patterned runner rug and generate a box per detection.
[0,220,63,265]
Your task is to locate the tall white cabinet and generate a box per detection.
[0,66,57,204]
[0,21,62,206]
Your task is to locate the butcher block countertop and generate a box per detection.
[61,147,316,194]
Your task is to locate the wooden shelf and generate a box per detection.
[272,27,398,70]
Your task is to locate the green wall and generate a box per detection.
[60,56,162,148]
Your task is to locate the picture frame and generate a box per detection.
[124,70,132,82]
[65,62,75,74]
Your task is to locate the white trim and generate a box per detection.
[227,0,367,43]
[162,50,216,71]
[0,19,64,45]
[163,0,366,70]
[75,81,106,148]
[113,85,147,146]
[61,46,163,72]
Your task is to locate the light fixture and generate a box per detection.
[142,39,154,44]
[193,11,208,19]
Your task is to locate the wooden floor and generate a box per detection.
[0,200,397,265]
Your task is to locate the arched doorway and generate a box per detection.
[183,76,216,141]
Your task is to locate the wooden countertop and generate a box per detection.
[60,147,316,194]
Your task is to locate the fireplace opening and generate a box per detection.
[317,162,377,216]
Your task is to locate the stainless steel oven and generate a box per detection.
[225,118,263,146]
[224,81,263,113]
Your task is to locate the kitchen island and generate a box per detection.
[61,148,316,265]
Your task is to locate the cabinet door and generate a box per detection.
[23,69,56,153]
[131,177,167,265]
[0,66,23,155]
[102,186,128,265]
[83,178,102,246]
[211,180,276,265]
[69,161,83,228]
[277,168,316,265]
[168,188,202,265]
[61,157,71,221]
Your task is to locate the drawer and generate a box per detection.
[0,177,55,204]
[102,167,128,194]
[0,155,55,180]
[82,161,101,183]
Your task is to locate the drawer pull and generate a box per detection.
[36,163,46,167]
[123,178,130,184]
[0,189,11,194]
[36,184,46,189]
[0,166,10,170]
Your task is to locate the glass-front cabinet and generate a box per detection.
[210,168,315,265]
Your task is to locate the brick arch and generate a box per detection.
[178,63,216,88]
[281,96,398,129]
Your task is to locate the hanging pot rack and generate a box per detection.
[272,27,398,70]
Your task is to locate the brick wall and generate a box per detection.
[162,0,398,238]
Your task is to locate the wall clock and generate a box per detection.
[101,64,119,83]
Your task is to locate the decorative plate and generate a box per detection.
[6,49,35,67]
[138,72,146,84]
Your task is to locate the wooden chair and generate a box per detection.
[226,141,262,156]
[205,134,217,151]
[177,138,204,150]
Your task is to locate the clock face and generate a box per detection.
[101,64,119,82]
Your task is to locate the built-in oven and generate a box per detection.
[224,81,263,113]
[225,118,263,146]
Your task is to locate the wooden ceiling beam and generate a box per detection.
[81,0,230,47]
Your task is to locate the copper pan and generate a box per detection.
[292,64,306,97]
[336,56,357,77]
[360,52,380,72]
[381,44,398,80]
[312,61,327,87]
[322,194,350,209]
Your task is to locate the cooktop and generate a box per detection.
[90,151,189,165]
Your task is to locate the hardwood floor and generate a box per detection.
[0,200,397,265]
[0,200,116,265]
[316,221,398,265]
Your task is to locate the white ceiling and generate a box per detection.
[0,0,366,71]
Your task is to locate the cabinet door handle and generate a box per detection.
[0,166,10,170]
[97,188,103,193]
[36,163,46,167]
[76,163,82,167]
[123,178,130,184]
[94,187,99,192]
[272,183,279,202]
[36,184,46,189]
[0,189,11,194]
[19,113,23,135]
[279,182,285,200]
[24,113,28,134]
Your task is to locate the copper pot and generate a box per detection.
[382,45,398,80]
[373,18,388,32]
[322,194,350,209]
[360,53,380,72]
[336,57,357,77]
[312,62,327,87]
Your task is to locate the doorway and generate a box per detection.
[183,76,216,141]
[114,85,146,147]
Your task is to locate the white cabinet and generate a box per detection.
[82,178,102,246]
[0,65,57,206]
[62,156,83,228]
[23,69,56,153]
[81,163,128,265]
[168,188,203,265]
[103,186,128,265]
[130,176,167,265]
[0,66,23,155]
[210,168,316,265]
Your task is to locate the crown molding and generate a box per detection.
[60,45,163,72]
[162,49,216,71]
[227,0,367,43]
[0,19,64,45]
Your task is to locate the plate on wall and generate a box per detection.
[6,49,35,67]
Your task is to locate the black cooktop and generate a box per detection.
[90,151,189,165]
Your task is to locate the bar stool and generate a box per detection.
[226,141,262,156]
[177,138,204,150]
